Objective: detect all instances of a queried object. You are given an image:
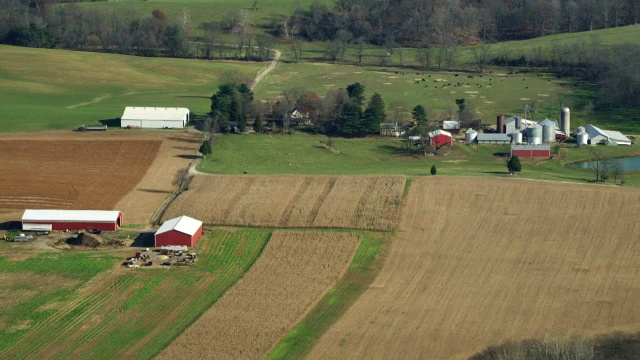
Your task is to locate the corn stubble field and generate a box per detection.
[308,177,640,359]
[164,175,406,231]
[159,231,361,360]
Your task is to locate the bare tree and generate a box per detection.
[588,147,610,182]
[471,42,491,72]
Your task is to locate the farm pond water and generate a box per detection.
[569,155,640,171]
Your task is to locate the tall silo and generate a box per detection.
[465,129,478,144]
[497,115,505,134]
[511,131,523,144]
[526,125,542,145]
[560,107,571,137]
[515,116,522,130]
[576,126,588,146]
[542,124,555,143]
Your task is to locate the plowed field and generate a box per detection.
[158,231,361,360]
[308,177,640,360]
[0,131,200,225]
[164,175,406,231]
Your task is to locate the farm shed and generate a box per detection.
[584,125,631,145]
[380,122,403,137]
[442,121,460,130]
[476,133,511,144]
[503,116,536,134]
[22,209,123,232]
[120,107,190,129]
[511,144,551,158]
[155,215,203,247]
[428,130,453,146]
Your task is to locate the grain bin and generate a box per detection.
[560,107,570,137]
[526,125,542,145]
[576,126,588,146]
[511,131,523,144]
[542,124,555,143]
[515,116,522,130]
[497,115,505,133]
[465,129,478,144]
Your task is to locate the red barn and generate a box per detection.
[428,130,453,146]
[22,209,123,232]
[511,144,551,158]
[155,215,203,248]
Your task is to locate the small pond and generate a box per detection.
[569,155,640,171]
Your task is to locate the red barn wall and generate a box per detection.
[512,150,550,158]
[24,221,117,231]
[430,134,452,147]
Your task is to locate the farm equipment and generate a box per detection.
[77,125,107,132]
[86,227,102,234]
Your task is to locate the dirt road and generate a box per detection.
[308,177,640,359]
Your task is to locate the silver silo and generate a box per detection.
[576,126,588,146]
[542,124,555,143]
[511,131,523,144]
[515,116,522,130]
[465,129,478,144]
[526,125,542,145]
[560,107,570,137]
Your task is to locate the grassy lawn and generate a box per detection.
[200,133,640,186]
[0,45,262,132]
[0,229,272,359]
[267,232,388,360]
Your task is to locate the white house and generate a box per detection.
[584,124,631,145]
[120,107,190,129]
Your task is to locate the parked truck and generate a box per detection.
[77,125,107,132]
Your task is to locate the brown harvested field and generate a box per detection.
[0,131,199,225]
[164,175,405,231]
[308,177,640,360]
[158,231,361,360]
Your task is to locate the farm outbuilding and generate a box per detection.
[380,122,403,137]
[584,124,631,145]
[442,121,460,131]
[22,209,123,231]
[511,144,551,158]
[120,107,190,129]
[428,130,453,146]
[476,133,511,144]
[155,215,203,247]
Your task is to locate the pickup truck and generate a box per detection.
[77,125,107,132]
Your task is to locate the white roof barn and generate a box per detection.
[22,209,121,222]
[121,107,190,129]
[442,121,460,130]
[155,216,203,236]
[585,124,631,145]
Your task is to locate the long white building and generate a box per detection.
[585,124,631,146]
[120,107,190,129]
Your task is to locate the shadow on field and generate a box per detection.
[175,95,210,99]
[166,136,201,144]
[131,232,154,248]
[482,171,509,175]
[176,154,200,160]
[492,152,510,157]
[0,221,20,230]
[99,118,121,127]
[138,189,173,194]
[377,144,410,156]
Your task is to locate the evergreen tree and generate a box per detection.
[346,82,366,108]
[363,93,386,134]
[210,82,254,133]
[199,139,212,156]
[411,105,428,124]
[339,102,364,136]
[254,114,264,133]
[430,164,437,175]
[507,156,522,174]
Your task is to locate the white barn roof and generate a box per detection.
[155,216,203,236]
[428,129,452,137]
[585,124,631,145]
[22,209,121,222]
[121,107,189,121]
[442,121,460,130]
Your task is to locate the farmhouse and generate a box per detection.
[511,144,551,158]
[22,209,123,231]
[584,124,632,145]
[120,107,190,129]
[380,122,403,137]
[428,130,453,146]
[155,215,203,247]
[476,133,511,144]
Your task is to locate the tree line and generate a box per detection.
[285,0,639,47]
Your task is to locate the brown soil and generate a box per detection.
[308,177,640,360]
[157,231,361,360]
[165,175,405,231]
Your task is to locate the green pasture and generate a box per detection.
[0,229,271,359]
[200,133,640,186]
[268,232,388,360]
[0,45,262,132]
[257,62,573,119]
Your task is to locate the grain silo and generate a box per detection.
[560,107,570,137]
[542,124,555,143]
[511,131,523,144]
[515,116,522,130]
[465,129,478,144]
[576,126,589,146]
[497,115,505,133]
[526,125,542,145]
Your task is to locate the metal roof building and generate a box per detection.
[120,107,190,129]
[511,144,551,158]
[584,124,632,146]
[476,133,511,144]
[22,209,123,231]
[442,120,460,130]
[428,129,453,146]
[155,215,203,247]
